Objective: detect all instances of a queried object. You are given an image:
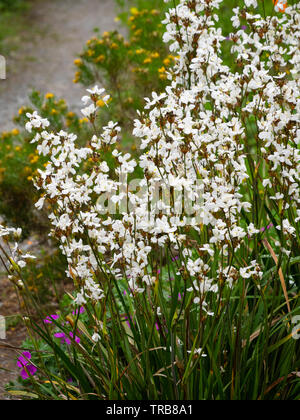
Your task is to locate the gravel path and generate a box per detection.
[0,0,120,131]
[0,0,119,398]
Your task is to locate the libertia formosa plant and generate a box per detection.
[0,0,299,400]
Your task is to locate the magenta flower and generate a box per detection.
[54,332,71,345]
[54,331,80,346]
[260,223,274,234]
[69,332,81,344]
[43,314,59,324]
[17,352,37,380]
[72,307,85,316]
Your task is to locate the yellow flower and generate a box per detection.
[18,107,24,115]
[73,71,81,84]
[30,155,39,164]
[11,128,19,136]
[96,99,105,107]
[111,43,118,50]
[163,58,171,66]
[74,58,82,66]
[95,54,105,63]
[45,92,54,99]
[143,57,152,64]
[102,31,110,38]
[27,176,33,181]
[151,52,160,59]
[15,146,21,152]
[51,109,58,115]
[158,66,166,74]
[67,112,75,118]
[130,7,139,16]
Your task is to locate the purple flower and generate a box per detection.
[54,331,80,346]
[54,332,71,346]
[260,223,274,234]
[43,314,59,324]
[17,352,37,380]
[69,332,81,344]
[72,307,85,316]
[17,351,32,368]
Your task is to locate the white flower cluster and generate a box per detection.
[0,224,36,289]
[24,0,299,310]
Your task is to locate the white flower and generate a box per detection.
[81,103,97,118]
[188,348,207,358]
[92,333,101,343]
[25,111,50,133]
[247,223,260,236]
[245,0,257,8]
[87,85,106,96]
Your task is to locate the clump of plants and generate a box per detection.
[0,91,89,235]
[1,0,299,401]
